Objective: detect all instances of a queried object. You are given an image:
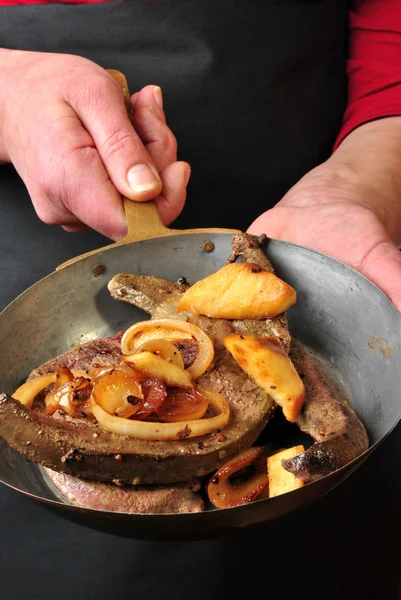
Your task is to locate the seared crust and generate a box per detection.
[228,233,272,269]
[107,274,189,317]
[283,339,369,481]
[28,333,123,379]
[44,468,204,513]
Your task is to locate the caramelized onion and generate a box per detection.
[57,377,93,416]
[121,319,214,378]
[88,364,115,380]
[55,365,74,387]
[45,366,74,414]
[91,386,230,440]
[136,339,185,369]
[156,387,209,422]
[207,447,268,509]
[91,367,144,417]
[12,368,88,409]
[123,351,193,388]
[13,374,56,408]
[134,377,167,420]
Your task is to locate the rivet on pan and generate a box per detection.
[202,241,214,253]
[93,264,106,277]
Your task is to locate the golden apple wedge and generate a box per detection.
[123,352,194,388]
[175,262,296,319]
[267,446,305,497]
[223,334,305,422]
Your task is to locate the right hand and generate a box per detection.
[0,51,190,240]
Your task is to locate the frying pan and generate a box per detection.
[0,73,400,542]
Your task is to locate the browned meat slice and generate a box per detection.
[282,340,369,482]
[107,234,291,351]
[107,233,368,482]
[45,468,204,513]
[107,274,189,320]
[228,232,273,268]
[28,332,123,379]
[0,332,275,484]
[0,233,369,494]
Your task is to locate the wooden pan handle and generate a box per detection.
[57,69,240,270]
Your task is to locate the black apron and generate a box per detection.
[0,2,399,599]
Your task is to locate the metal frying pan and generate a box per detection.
[0,69,400,541]
[0,196,400,541]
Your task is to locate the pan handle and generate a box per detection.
[57,70,240,270]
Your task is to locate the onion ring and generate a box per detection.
[12,369,89,409]
[207,447,268,509]
[91,385,230,440]
[121,319,214,378]
[13,374,57,408]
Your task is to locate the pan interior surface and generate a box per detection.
[0,233,400,539]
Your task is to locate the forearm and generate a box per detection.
[328,118,401,244]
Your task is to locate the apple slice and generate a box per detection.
[223,334,305,422]
[175,262,296,319]
[123,351,194,389]
[267,446,305,497]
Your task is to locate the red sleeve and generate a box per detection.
[333,0,401,151]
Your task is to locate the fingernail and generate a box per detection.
[185,165,191,187]
[153,86,163,109]
[127,164,161,192]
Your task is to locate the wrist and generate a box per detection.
[328,118,401,243]
[281,118,401,244]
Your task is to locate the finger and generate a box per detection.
[247,207,288,239]
[132,85,166,124]
[155,161,191,225]
[59,145,128,240]
[28,106,128,241]
[65,73,162,202]
[131,92,140,110]
[131,104,177,173]
[360,241,401,313]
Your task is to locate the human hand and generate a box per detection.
[0,50,190,240]
[247,151,401,312]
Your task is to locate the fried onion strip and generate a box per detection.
[91,386,230,440]
[121,319,214,379]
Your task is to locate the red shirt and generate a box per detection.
[1,0,400,151]
[334,0,401,149]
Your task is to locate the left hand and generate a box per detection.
[247,160,401,312]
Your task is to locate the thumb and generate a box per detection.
[359,241,401,313]
[67,75,162,202]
